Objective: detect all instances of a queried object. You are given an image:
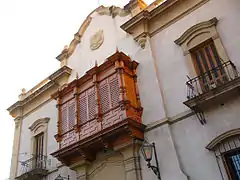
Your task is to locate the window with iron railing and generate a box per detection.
[213,135,240,180]
[185,39,239,99]
[186,60,239,99]
[17,154,48,179]
[35,133,44,157]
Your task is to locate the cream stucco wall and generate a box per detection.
[67,11,166,125]
[17,100,77,179]
[171,96,240,180]
[11,0,240,180]
[151,0,240,117]
[144,0,240,179]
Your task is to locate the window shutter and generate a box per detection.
[109,76,120,108]
[88,89,96,120]
[100,80,110,113]
[68,101,75,129]
[79,94,88,124]
[61,105,68,133]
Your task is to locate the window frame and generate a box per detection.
[175,17,230,78]
[206,129,240,180]
[29,117,49,157]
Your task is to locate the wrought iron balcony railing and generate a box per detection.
[186,60,239,100]
[17,155,48,179]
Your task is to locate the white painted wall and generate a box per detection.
[144,0,240,179]
[171,95,240,180]
[151,0,240,117]
[17,100,76,179]
[16,1,240,179]
[67,12,131,81]
[67,11,166,125]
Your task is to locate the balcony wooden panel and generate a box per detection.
[184,61,240,110]
[51,51,145,166]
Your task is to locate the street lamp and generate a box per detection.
[55,174,70,180]
[141,141,161,180]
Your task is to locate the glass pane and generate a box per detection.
[231,154,240,179]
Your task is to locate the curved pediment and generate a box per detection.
[29,117,50,133]
[174,17,218,46]
[56,6,130,64]
[206,128,240,150]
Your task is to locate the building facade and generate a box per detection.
[7,0,240,180]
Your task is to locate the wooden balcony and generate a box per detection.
[15,155,48,180]
[51,51,145,166]
[184,60,240,110]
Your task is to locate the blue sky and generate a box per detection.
[0,0,153,179]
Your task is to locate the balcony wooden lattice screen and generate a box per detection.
[52,52,144,165]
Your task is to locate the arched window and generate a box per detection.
[175,17,230,81]
[29,117,49,160]
[207,129,240,180]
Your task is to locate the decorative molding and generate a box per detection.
[56,6,96,63]
[206,128,240,150]
[7,66,72,118]
[121,0,210,46]
[90,30,104,50]
[145,109,194,132]
[29,117,50,132]
[124,0,147,16]
[29,117,50,157]
[174,17,218,45]
[15,117,22,129]
[135,32,149,49]
[97,6,130,17]
[56,5,130,65]
[87,159,124,179]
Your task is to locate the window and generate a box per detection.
[79,87,96,124]
[207,130,240,180]
[34,133,44,168]
[191,40,221,75]
[28,117,49,162]
[61,99,75,133]
[35,133,44,156]
[99,74,120,113]
[190,40,227,90]
[175,17,230,79]
[224,150,240,179]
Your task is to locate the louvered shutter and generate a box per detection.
[88,89,96,120]
[61,105,68,133]
[109,76,120,108]
[79,94,88,124]
[100,80,110,113]
[68,101,75,129]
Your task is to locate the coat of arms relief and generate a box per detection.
[90,30,104,50]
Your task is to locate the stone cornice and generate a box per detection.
[7,81,56,114]
[124,0,147,12]
[174,17,218,45]
[7,66,72,117]
[121,0,210,47]
[49,66,72,81]
[121,0,178,34]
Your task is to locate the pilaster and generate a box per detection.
[115,140,143,180]
[70,160,90,180]
[9,117,23,180]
